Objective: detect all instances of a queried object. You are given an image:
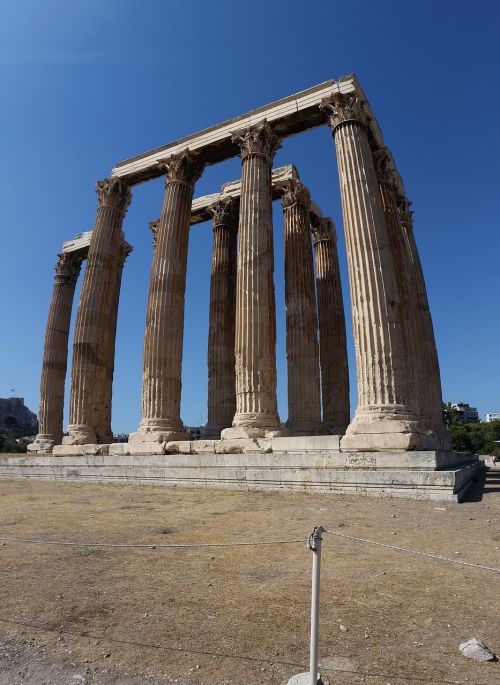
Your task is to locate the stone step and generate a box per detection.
[0,454,482,502]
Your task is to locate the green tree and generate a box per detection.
[442,402,461,427]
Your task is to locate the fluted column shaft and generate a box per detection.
[312,218,350,433]
[132,150,203,442]
[203,198,238,438]
[30,253,82,452]
[65,178,131,445]
[322,94,423,451]
[374,148,449,449]
[281,181,322,434]
[222,121,282,438]
[95,240,132,443]
[397,196,451,448]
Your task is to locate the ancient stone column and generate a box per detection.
[321,94,426,451]
[131,149,203,444]
[312,217,350,434]
[203,197,238,438]
[64,177,131,445]
[281,180,322,435]
[373,148,450,450]
[29,252,83,453]
[95,239,133,444]
[222,121,283,439]
[397,195,451,449]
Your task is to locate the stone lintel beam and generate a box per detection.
[112,76,361,185]
[151,165,324,228]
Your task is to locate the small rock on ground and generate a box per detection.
[459,638,496,661]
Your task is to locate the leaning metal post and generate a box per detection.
[308,525,325,685]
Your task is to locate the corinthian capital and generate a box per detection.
[320,94,366,133]
[280,179,310,211]
[54,252,83,285]
[158,148,204,186]
[231,120,281,162]
[311,217,336,245]
[96,177,132,213]
[208,196,238,229]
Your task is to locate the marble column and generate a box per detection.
[29,252,83,453]
[131,149,204,444]
[281,180,322,435]
[397,195,451,449]
[373,148,450,450]
[321,93,426,451]
[203,197,238,438]
[312,217,350,434]
[222,121,283,439]
[64,177,131,445]
[95,239,133,443]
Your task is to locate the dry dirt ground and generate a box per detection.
[0,469,499,685]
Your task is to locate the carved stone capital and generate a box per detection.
[280,179,310,211]
[149,220,159,248]
[320,94,366,133]
[54,252,83,285]
[311,217,336,245]
[96,177,132,213]
[158,148,204,186]
[208,196,238,229]
[231,120,281,162]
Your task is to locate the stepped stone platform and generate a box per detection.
[2,437,482,502]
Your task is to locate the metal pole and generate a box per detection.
[308,525,325,685]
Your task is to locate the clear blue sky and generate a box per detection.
[1,0,499,432]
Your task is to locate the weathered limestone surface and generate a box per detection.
[222,121,284,439]
[64,177,131,445]
[322,94,426,451]
[29,253,82,452]
[203,198,238,438]
[312,217,350,434]
[0,452,481,503]
[95,240,132,444]
[281,180,322,435]
[397,195,451,449]
[131,149,204,443]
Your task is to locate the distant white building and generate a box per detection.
[485,412,500,423]
[451,403,479,425]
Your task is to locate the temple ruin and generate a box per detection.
[21,75,480,501]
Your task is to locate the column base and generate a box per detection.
[221,426,288,439]
[340,406,438,452]
[27,435,59,454]
[129,426,190,443]
[63,426,97,445]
